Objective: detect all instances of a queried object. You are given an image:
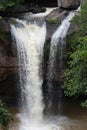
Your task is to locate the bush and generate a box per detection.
[63,0,87,107]
[0,100,13,130]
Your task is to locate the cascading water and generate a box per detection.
[11,19,46,128]
[47,11,75,107]
[9,8,77,130]
[10,16,64,130]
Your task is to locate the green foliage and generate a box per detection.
[0,100,13,130]
[63,0,87,106]
[46,18,59,24]
[81,100,87,108]
[0,0,23,10]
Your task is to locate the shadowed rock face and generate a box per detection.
[57,0,80,9]
[0,19,19,104]
[25,0,58,7]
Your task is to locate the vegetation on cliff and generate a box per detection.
[63,0,87,107]
[0,100,12,130]
[46,18,60,24]
[0,0,23,10]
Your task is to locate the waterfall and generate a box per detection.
[47,11,75,106]
[11,19,46,126]
[8,7,77,130]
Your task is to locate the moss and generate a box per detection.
[46,18,60,24]
[44,42,50,62]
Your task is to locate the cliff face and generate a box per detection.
[0,19,19,104]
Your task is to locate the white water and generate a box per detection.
[47,11,75,105]
[11,19,46,126]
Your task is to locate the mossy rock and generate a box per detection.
[46,18,60,24]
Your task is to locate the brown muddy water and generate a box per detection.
[7,100,87,130]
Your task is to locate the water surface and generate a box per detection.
[9,101,87,130]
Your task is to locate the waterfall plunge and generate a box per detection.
[47,11,75,106]
[11,20,46,126]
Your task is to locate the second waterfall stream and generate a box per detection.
[10,10,75,130]
[47,11,75,107]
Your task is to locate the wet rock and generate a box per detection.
[57,0,80,10]
[0,18,19,103]
[45,8,69,41]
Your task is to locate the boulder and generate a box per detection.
[57,0,80,10]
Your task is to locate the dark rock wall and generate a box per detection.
[57,0,80,9]
[0,19,19,104]
[25,0,58,7]
[38,0,58,7]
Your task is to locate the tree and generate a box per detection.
[0,100,13,130]
[0,0,23,10]
[63,0,87,107]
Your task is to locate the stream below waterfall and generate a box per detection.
[9,101,87,130]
